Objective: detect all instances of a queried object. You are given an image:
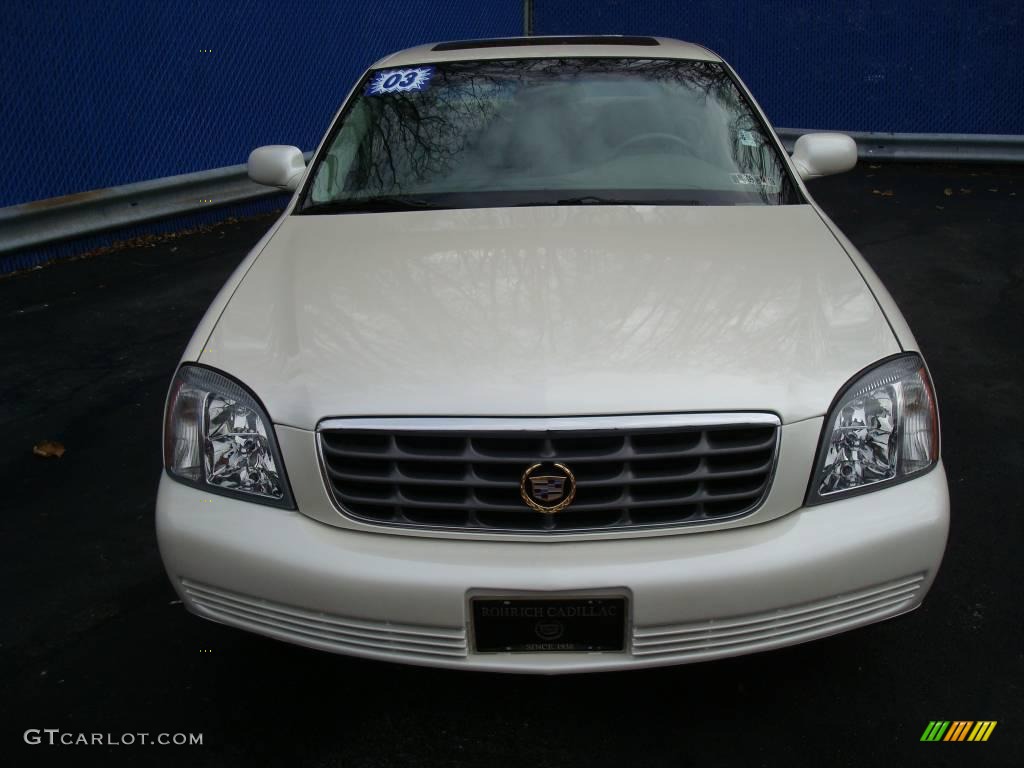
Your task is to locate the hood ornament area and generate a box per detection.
[520,463,577,514]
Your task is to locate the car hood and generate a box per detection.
[201,204,898,429]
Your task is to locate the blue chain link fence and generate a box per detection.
[1,1,1021,272]
[0,0,521,209]
[533,0,1023,135]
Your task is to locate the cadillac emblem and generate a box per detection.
[520,463,576,514]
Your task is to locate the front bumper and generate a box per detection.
[156,463,949,673]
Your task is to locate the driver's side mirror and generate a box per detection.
[247,145,306,191]
[790,133,857,180]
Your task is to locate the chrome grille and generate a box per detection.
[317,415,779,533]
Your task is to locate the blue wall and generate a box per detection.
[1,1,1022,209]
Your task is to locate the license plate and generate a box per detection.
[471,596,627,653]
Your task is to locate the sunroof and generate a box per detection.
[432,36,660,52]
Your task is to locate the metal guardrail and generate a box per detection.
[1,134,1022,258]
[775,129,1024,163]
[0,153,312,257]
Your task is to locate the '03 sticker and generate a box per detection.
[366,66,435,96]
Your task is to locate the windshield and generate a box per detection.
[299,58,800,213]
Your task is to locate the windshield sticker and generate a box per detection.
[366,67,435,96]
[737,130,760,147]
[730,173,779,188]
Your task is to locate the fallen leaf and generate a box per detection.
[943,188,953,196]
[33,440,66,458]
[872,189,895,197]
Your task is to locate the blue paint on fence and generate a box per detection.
[1,0,1020,247]
[534,0,1024,136]
[0,0,520,209]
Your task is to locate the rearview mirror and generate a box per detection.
[790,133,857,180]
[247,145,306,191]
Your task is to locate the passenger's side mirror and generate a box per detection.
[247,145,306,191]
[790,133,857,180]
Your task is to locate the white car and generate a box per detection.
[157,36,948,673]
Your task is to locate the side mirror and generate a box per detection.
[790,133,857,180]
[247,145,306,191]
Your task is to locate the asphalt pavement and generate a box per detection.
[1,163,1021,767]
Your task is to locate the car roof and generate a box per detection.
[372,36,721,68]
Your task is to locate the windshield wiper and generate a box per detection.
[300,196,448,214]
[300,194,707,213]
[553,195,635,205]
[543,196,705,206]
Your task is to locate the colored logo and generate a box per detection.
[520,463,576,513]
[920,721,997,742]
[530,475,567,502]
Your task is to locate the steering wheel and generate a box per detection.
[611,132,696,157]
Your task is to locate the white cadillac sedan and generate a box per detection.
[157,36,948,672]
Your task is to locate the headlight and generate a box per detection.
[163,364,294,508]
[807,353,938,504]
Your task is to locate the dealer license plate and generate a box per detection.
[471,596,627,653]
